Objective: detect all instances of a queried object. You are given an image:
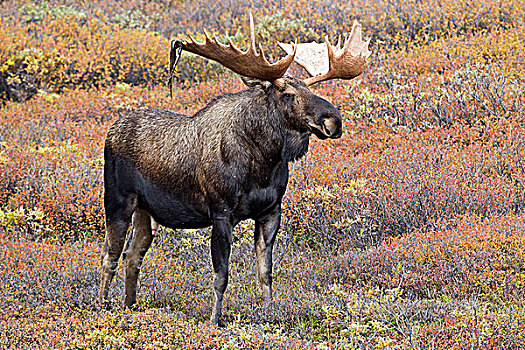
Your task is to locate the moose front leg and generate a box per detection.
[254,204,280,300]
[210,217,233,325]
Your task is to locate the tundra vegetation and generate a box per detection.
[1,0,525,349]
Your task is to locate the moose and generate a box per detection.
[99,14,371,325]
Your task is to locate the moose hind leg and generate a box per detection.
[254,204,281,300]
[210,218,233,326]
[98,196,136,306]
[124,209,153,308]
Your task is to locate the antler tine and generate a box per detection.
[226,35,242,54]
[249,12,257,55]
[345,20,371,58]
[178,12,296,81]
[258,43,269,64]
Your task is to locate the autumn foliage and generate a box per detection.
[1,0,525,348]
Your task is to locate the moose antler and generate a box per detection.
[177,13,296,83]
[279,21,371,86]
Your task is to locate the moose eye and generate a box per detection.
[283,93,294,101]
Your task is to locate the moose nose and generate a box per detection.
[331,127,343,139]
[322,114,343,139]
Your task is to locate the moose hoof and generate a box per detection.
[124,302,139,311]
[97,298,112,311]
[213,319,226,328]
[210,315,226,328]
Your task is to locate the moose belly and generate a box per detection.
[137,176,212,229]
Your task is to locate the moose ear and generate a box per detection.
[240,76,273,90]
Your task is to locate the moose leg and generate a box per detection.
[98,196,136,306]
[124,209,153,308]
[210,218,233,325]
[254,204,281,300]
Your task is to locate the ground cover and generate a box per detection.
[1,0,525,348]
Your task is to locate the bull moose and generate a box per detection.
[98,14,371,325]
